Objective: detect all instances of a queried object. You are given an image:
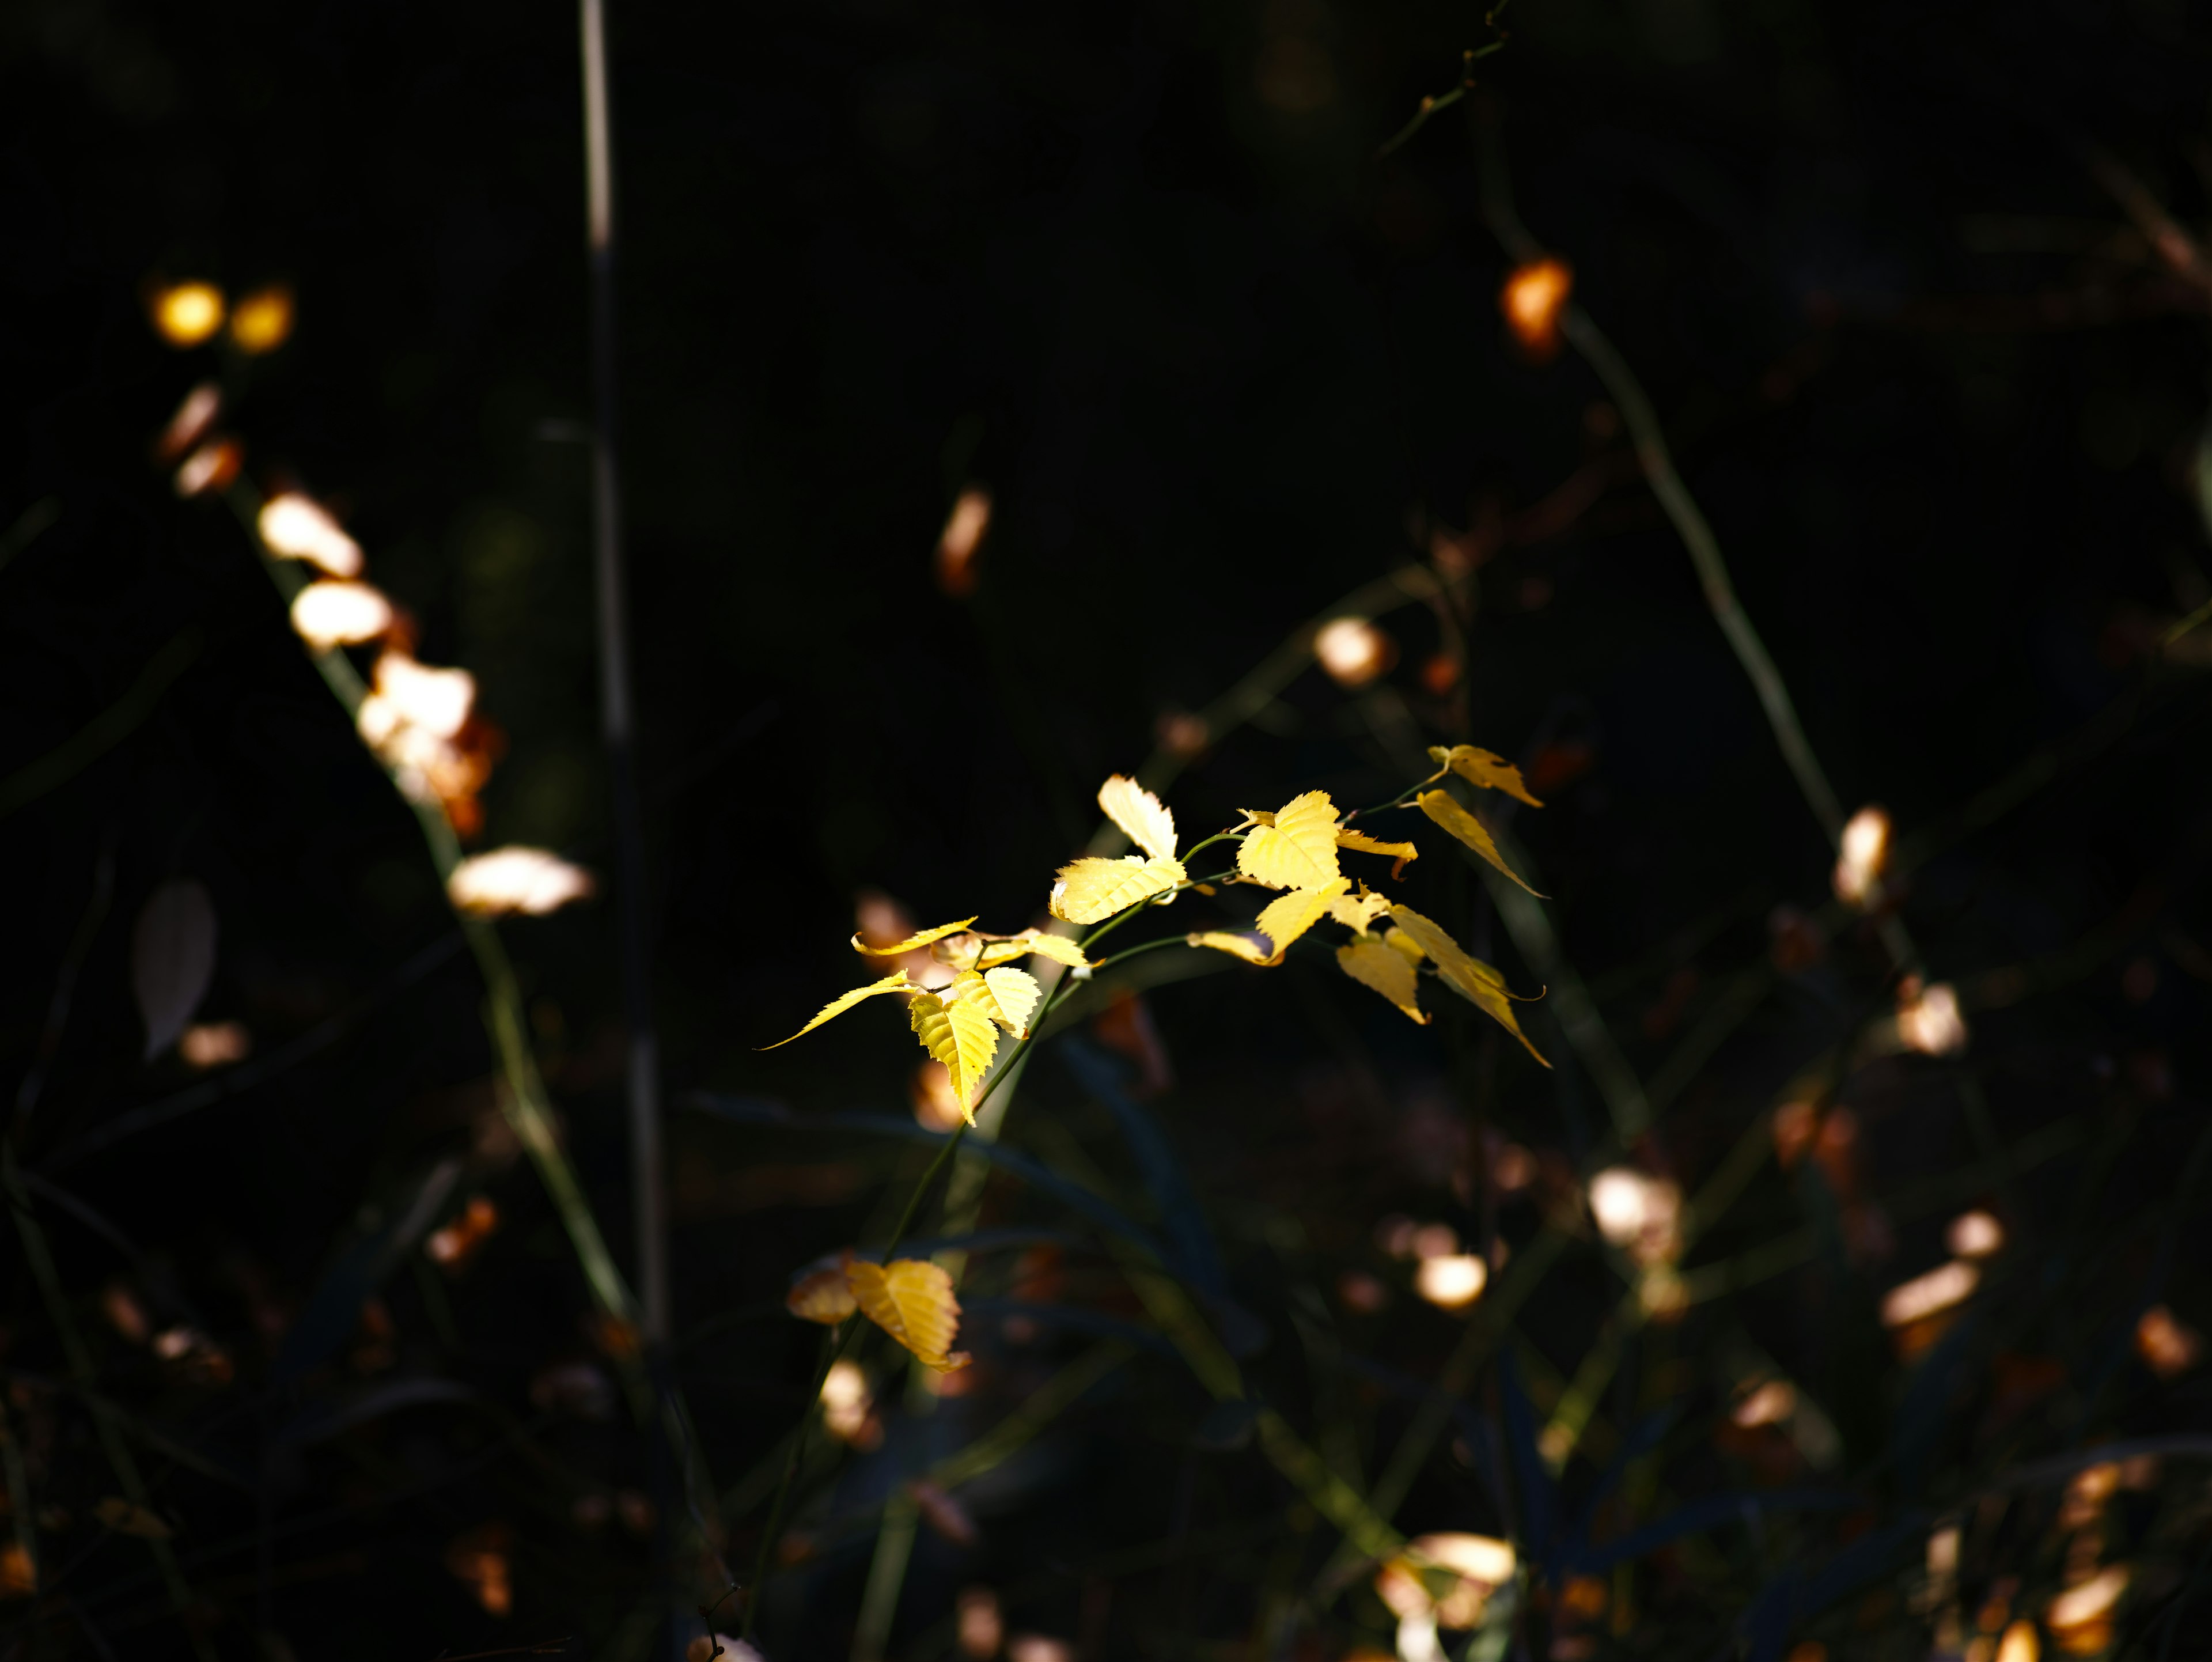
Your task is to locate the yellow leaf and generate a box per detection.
[1328,887,1395,931]
[761,971,913,1049]
[1187,929,1274,964]
[1255,878,1350,960]
[1050,854,1185,925]
[909,989,1002,1116]
[846,1258,970,1371]
[1337,936,1428,1024]
[1336,828,1419,880]
[1097,774,1177,861]
[1414,791,1543,896]
[1384,925,1426,964]
[852,918,979,956]
[1237,790,1342,891]
[787,1255,859,1324]
[1020,932,1094,969]
[1389,904,1549,1066]
[94,1498,172,1540]
[979,966,1043,1036]
[1427,744,1544,807]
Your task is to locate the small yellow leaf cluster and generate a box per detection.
[786,1252,969,1372]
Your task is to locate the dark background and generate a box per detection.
[4,0,2211,1656]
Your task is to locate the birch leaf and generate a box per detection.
[1427,744,1544,807]
[1237,790,1342,891]
[1255,878,1350,960]
[1384,925,1426,964]
[1336,828,1420,880]
[911,986,1001,1115]
[1337,936,1428,1024]
[853,918,979,956]
[132,878,218,1061]
[761,971,912,1049]
[1097,775,1177,861]
[1414,790,1543,896]
[1389,904,1549,1066]
[1187,929,1274,964]
[979,930,1092,970]
[1328,887,1395,931]
[846,1258,969,1371]
[1050,854,1185,925]
[980,966,1043,1036]
[787,1255,859,1324]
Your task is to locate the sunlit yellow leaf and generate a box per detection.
[1337,936,1427,1024]
[1389,904,1548,1066]
[1328,887,1395,931]
[977,930,1093,970]
[853,918,980,956]
[1187,929,1274,964]
[908,988,1002,1116]
[1336,828,1420,880]
[1050,854,1185,925]
[762,971,913,1050]
[846,1258,970,1371]
[1384,926,1426,964]
[1255,878,1350,960]
[1414,791,1543,896]
[1427,744,1544,807]
[979,966,1043,1036]
[787,1255,859,1324]
[1237,790,1342,891]
[1097,774,1177,861]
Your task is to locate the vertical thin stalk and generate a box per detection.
[579,0,668,1347]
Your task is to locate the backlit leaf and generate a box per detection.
[1414,791,1543,896]
[1337,936,1428,1025]
[846,1258,970,1371]
[1336,828,1420,880]
[787,1256,859,1324]
[1051,854,1185,925]
[976,930,1093,970]
[980,966,1043,1036]
[911,986,1001,1115]
[1427,744,1544,807]
[1187,929,1274,964]
[761,971,913,1049]
[132,879,218,1061]
[1389,904,1548,1066]
[1098,774,1177,861]
[1237,791,1342,891]
[1255,879,1350,960]
[1328,887,1395,931]
[853,918,979,956]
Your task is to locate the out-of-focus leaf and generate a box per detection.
[786,1256,858,1324]
[1003,932,1093,970]
[1062,1039,1225,1300]
[1327,887,1394,930]
[1414,792,1541,897]
[272,1159,461,1387]
[274,1376,478,1448]
[1097,775,1177,861]
[1237,791,1342,891]
[760,971,912,1049]
[682,1095,1169,1260]
[1389,905,1548,1066]
[847,1259,968,1371]
[1427,744,1544,807]
[1187,929,1274,964]
[94,1498,172,1539]
[131,878,217,1060]
[1050,854,1185,924]
[851,918,978,956]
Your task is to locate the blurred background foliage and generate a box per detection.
[5,0,2212,1656]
